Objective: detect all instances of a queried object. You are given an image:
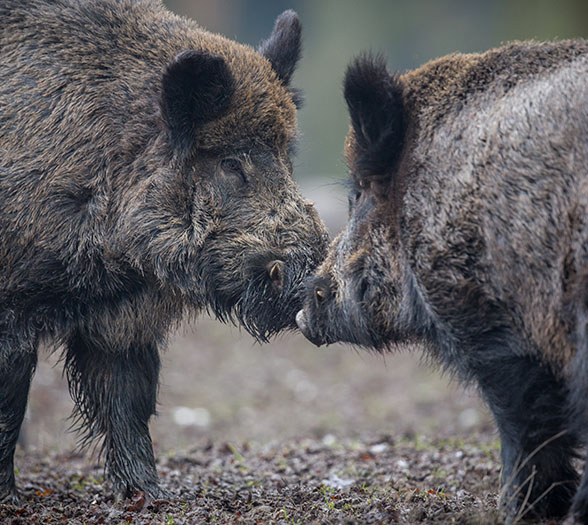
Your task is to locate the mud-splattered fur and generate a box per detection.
[298,40,588,522]
[0,0,328,502]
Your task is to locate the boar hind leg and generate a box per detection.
[0,346,37,503]
[65,331,162,499]
[569,302,588,523]
[470,336,578,520]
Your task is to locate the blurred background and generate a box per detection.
[25,0,588,454]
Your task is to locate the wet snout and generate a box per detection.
[295,308,324,346]
[235,245,327,340]
[296,275,334,346]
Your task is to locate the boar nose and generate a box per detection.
[266,260,284,291]
[296,308,324,347]
[296,276,334,346]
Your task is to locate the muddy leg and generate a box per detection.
[0,347,37,503]
[569,305,588,523]
[468,335,578,521]
[65,331,162,499]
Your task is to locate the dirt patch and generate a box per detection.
[2,318,561,523]
[5,433,509,524]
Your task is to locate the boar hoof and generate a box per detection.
[0,487,21,506]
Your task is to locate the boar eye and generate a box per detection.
[220,158,246,183]
[358,179,371,190]
[348,188,361,212]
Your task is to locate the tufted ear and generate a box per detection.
[258,10,302,86]
[344,54,406,175]
[160,50,235,153]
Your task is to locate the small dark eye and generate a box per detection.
[358,179,371,190]
[220,158,246,183]
[347,188,361,211]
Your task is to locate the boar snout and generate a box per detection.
[296,308,326,347]
[295,308,323,347]
[296,276,334,346]
[227,248,325,342]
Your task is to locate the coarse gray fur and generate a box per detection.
[298,41,588,522]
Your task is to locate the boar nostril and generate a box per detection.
[267,260,284,290]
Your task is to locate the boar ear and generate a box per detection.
[344,54,406,174]
[258,10,302,86]
[161,50,235,152]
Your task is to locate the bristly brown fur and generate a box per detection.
[298,39,588,522]
[0,0,328,503]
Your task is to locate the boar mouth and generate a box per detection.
[204,251,316,342]
[296,308,327,346]
[296,295,393,350]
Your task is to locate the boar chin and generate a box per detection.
[201,251,318,342]
[296,292,394,350]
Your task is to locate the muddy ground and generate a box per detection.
[6,433,505,524]
[0,317,568,524]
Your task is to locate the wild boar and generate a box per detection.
[297,41,588,521]
[0,0,328,502]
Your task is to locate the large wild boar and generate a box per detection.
[297,42,588,521]
[0,0,328,502]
